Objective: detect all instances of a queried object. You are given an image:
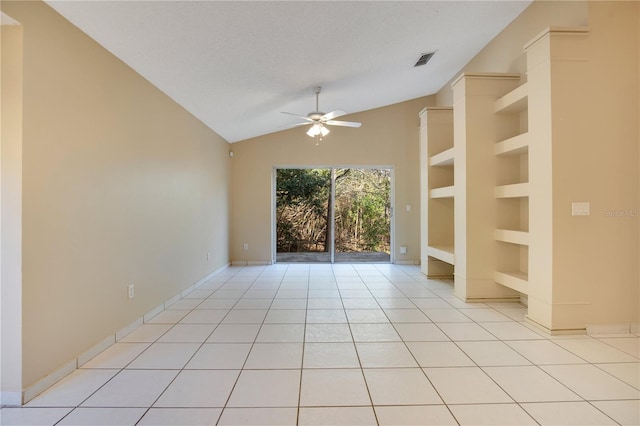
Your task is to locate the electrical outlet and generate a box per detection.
[128,284,135,299]
[207,252,211,261]
[243,243,249,251]
[400,246,407,254]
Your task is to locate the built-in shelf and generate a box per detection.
[430,186,455,199]
[495,82,528,114]
[495,229,529,246]
[426,245,455,265]
[430,147,455,167]
[495,183,529,198]
[495,133,529,156]
[495,271,528,294]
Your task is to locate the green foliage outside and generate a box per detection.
[276,168,390,254]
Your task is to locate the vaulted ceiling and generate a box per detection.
[45,1,532,143]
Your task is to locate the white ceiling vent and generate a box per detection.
[414,52,435,67]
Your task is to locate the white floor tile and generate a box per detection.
[437,322,497,341]
[478,322,546,340]
[412,298,456,309]
[459,308,512,322]
[138,408,222,425]
[179,309,228,324]
[595,362,640,388]
[457,341,532,366]
[350,323,401,342]
[591,400,640,426]
[339,290,374,299]
[275,289,308,299]
[424,367,513,404]
[449,403,537,425]
[127,343,200,369]
[600,337,640,358]
[305,323,353,342]
[81,370,177,407]
[146,309,190,324]
[363,368,442,405]
[26,369,119,407]
[406,341,475,367]
[0,408,72,426]
[383,308,431,323]
[541,364,640,400]
[483,366,582,403]
[166,298,203,310]
[233,298,273,309]
[505,340,588,365]
[521,401,618,425]
[421,309,473,323]
[222,309,268,324]
[306,309,347,323]
[218,407,297,425]
[56,408,146,425]
[196,298,238,310]
[300,369,370,406]
[154,370,239,407]
[553,338,639,363]
[119,324,172,343]
[157,324,217,342]
[255,324,305,342]
[270,298,307,309]
[263,309,306,324]
[298,407,377,425]
[244,343,303,369]
[376,298,415,309]
[375,405,458,425]
[307,299,344,309]
[227,370,300,407]
[393,323,450,342]
[80,343,149,369]
[185,343,251,369]
[183,289,214,299]
[342,298,379,309]
[345,309,389,323]
[355,342,418,367]
[207,324,261,343]
[303,343,360,368]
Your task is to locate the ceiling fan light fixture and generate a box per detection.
[306,122,329,138]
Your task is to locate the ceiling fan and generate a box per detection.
[281,86,361,144]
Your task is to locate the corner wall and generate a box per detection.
[229,96,434,264]
[1,0,230,393]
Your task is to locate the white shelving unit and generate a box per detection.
[494,79,529,296]
[419,107,454,278]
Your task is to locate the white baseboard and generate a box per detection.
[23,359,76,404]
[394,260,420,265]
[631,323,640,334]
[587,323,638,335]
[1,391,23,407]
[18,263,230,405]
[77,335,115,367]
[231,260,272,266]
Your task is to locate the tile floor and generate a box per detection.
[1,263,639,425]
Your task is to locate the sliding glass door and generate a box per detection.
[275,167,391,263]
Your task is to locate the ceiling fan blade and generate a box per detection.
[325,120,362,128]
[321,110,347,121]
[280,121,313,130]
[281,111,312,121]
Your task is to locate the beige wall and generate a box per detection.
[1,1,230,391]
[1,22,24,402]
[436,0,589,106]
[230,96,434,264]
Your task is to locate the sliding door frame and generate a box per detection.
[272,165,395,264]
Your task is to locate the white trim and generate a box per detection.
[164,293,182,308]
[394,260,420,265]
[23,359,76,404]
[143,303,164,323]
[1,391,22,407]
[587,323,636,335]
[115,317,143,342]
[77,335,115,367]
[631,323,640,334]
[231,260,248,266]
[247,260,272,266]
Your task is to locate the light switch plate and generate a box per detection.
[572,202,590,216]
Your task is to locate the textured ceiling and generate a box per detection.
[45,1,532,143]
